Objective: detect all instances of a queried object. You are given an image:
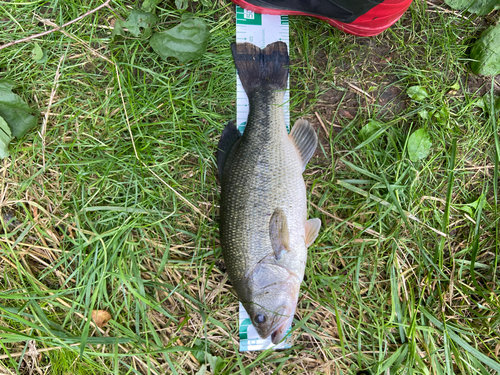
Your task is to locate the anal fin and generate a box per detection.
[304,218,321,247]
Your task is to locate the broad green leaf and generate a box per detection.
[454,204,474,216]
[470,23,500,76]
[195,364,206,375]
[482,94,500,115]
[31,43,43,60]
[466,196,482,210]
[192,339,206,364]
[449,81,460,91]
[474,96,500,114]
[418,110,429,120]
[175,0,188,10]
[407,86,429,101]
[0,116,12,159]
[32,43,48,64]
[150,14,209,63]
[35,50,48,64]
[445,0,500,15]
[475,97,486,110]
[0,81,38,138]
[453,197,482,216]
[206,353,219,370]
[357,120,384,141]
[113,10,158,39]
[191,339,220,371]
[141,0,161,12]
[408,128,432,162]
[433,106,449,125]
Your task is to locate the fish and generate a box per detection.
[217,41,321,344]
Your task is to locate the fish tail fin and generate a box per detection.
[231,41,289,95]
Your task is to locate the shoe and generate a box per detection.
[231,0,413,37]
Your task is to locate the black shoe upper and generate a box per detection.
[240,0,384,23]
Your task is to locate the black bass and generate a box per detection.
[217,41,321,344]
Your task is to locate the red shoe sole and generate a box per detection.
[232,0,413,37]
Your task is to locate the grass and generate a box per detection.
[0,0,499,373]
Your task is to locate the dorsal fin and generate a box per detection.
[217,121,241,179]
[269,208,290,260]
[289,119,317,170]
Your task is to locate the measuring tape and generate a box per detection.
[235,5,292,352]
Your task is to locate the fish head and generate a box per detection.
[242,263,300,344]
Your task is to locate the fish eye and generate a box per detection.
[254,314,266,324]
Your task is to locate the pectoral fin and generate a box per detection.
[269,208,290,259]
[217,121,241,179]
[289,119,318,170]
[304,218,321,247]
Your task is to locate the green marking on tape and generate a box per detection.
[236,6,262,25]
[240,318,251,331]
[238,122,246,133]
[239,318,251,341]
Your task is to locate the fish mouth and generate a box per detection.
[270,314,294,344]
[268,303,296,344]
[266,281,299,344]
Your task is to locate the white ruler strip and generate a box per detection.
[235,5,292,352]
